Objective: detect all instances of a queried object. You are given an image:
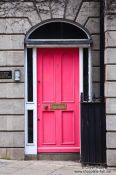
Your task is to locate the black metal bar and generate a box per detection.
[100,0,106,164]
[81,102,106,165]
[100,0,105,99]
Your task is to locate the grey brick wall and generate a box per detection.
[0,0,100,160]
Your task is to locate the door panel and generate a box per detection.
[37,48,80,152]
[42,51,55,102]
[61,52,74,102]
[43,112,56,145]
[61,111,75,144]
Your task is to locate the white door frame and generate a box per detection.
[25,47,92,155]
[25,48,37,154]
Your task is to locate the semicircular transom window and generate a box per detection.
[29,22,88,39]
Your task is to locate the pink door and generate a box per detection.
[37,48,80,152]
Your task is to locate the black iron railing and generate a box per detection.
[81,93,106,166]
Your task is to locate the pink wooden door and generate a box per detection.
[37,48,80,152]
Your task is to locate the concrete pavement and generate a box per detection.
[0,159,115,175]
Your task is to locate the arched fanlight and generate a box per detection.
[25,19,92,47]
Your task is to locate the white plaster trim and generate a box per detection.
[25,48,37,155]
[24,48,27,153]
[79,48,83,95]
[79,48,83,156]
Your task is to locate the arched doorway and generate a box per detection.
[25,19,92,159]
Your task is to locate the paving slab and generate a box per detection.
[0,160,115,175]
